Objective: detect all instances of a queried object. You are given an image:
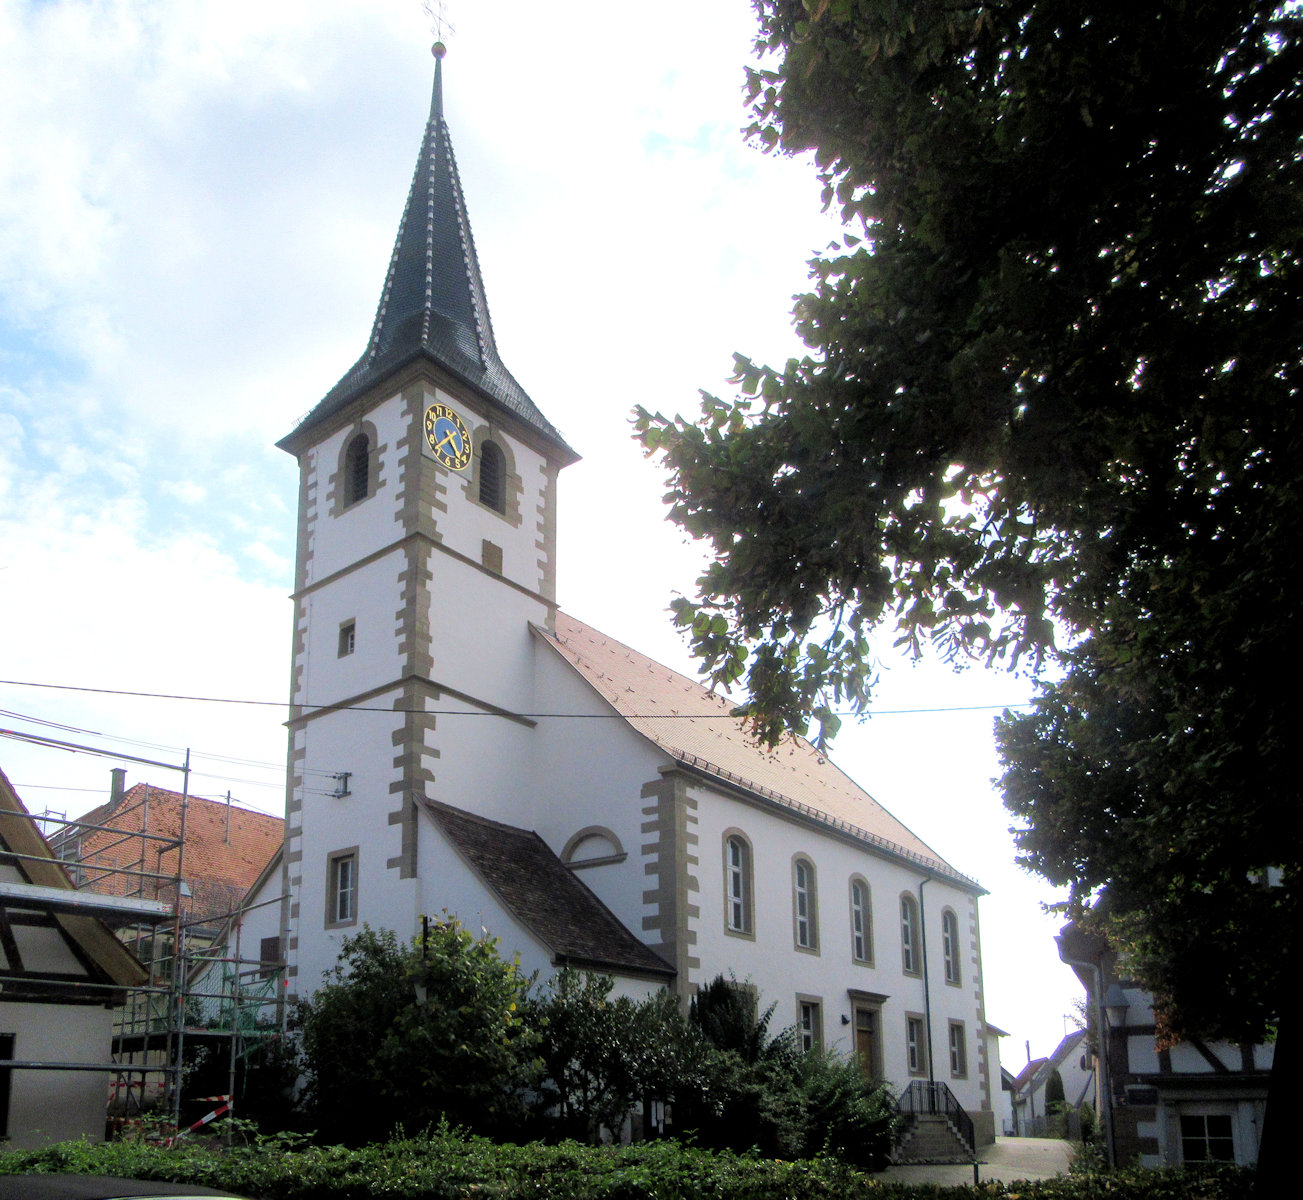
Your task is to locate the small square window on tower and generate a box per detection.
[481,540,503,575]
[338,620,356,657]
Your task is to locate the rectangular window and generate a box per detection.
[793,857,818,951]
[901,896,919,975]
[906,1014,927,1076]
[724,834,753,936]
[948,1021,967,1077]
[943,910,961,985]
[259,935,281,980]
[1180,1113,1236,1163]
[798,999,822,1053]
[338,620,356,657]
[326,849,358,928]
[851,880,871,963]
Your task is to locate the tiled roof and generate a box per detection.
[422,798,674,979]
[57,783,283,927]
[279,55,575,462]
[537,612,981,891]
[1012,1056,1050,1094]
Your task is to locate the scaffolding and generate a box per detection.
[0,741,285,1141]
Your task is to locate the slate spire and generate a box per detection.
[280,45,573,458]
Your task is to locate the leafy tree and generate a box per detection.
[530,971,709,1143]
[636,0,1298,1036]
[688,974,778,1063]
[297,921,538,1143]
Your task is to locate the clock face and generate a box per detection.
[424,403,472,471]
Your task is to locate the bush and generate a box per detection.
[0,1128,1257,1200]
[297,920,538,1143]
[673,975,894,1167]
[529,971,711,1143]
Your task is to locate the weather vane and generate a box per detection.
[422,0,455,54]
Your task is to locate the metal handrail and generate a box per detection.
[897,1079,976,1158]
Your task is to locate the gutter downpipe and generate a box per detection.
[1060,951,1116,1169]
[919,875,935,1094]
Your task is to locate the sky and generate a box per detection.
[0,0,1083,1066]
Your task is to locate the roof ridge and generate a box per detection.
[539,614,983,894]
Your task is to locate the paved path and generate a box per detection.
[879,1136,1076,1186]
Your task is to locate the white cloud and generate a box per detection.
[160,480,207,504]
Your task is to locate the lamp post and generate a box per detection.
[1101,983,1129,1168]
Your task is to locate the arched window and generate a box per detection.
[723,832,753,935]
[479,440,506,513]
[900,893,921,975]
[561,825,626,868]
[850,878,872,963]
[942,908,961,985]
[793,856,818,950]
[344,433,370,506]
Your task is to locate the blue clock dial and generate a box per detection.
[423,403,473,470]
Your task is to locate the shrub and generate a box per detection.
[297,920,538,1143]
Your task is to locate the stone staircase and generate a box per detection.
[893,1112,975,1164]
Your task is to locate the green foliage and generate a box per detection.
[530,971,711,1143]
[688,975,777,1063]
[674,975,893,1167]
[790,1050,898,1169]
[0,1128,1256,1199]
[297,920,538,1143]
[633,0,1302,1046]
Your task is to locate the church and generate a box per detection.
[260,46,997,1140]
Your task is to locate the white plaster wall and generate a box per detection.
[296,550,405,706]
[690,784,988,1110]
[291,700,414,991]
[301,391,408,586]
[527,649,671,937]
[1,1001,116,1148]
[1126,1034,1163,1074]
[229,869,284,967]
[423,560,550,714]
[419,695,536,828]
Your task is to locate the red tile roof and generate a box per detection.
[57,783,282,927]
[538,612,979,890]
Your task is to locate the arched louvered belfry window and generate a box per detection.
[344,433,370,506]
[479,440,506,513]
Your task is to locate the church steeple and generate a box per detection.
[280,46,573,459]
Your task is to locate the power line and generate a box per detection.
[0,677,1031,718]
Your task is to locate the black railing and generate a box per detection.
[897,1079,976,1158]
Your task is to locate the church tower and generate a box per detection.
[276,48,578,997]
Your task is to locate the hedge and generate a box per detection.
[0,1127,1255,1200]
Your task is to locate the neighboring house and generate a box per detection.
[272,49,1002,1144]
[51,769,283,949]
[1009,1029,1094,1136]
[47,770,284,1117]
[982,1022,1012,1135]
[1058,921,1272,1167]
[0,767,148,1147]
[999,1066,1018,1135]
[1009,1055,1049,1135]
